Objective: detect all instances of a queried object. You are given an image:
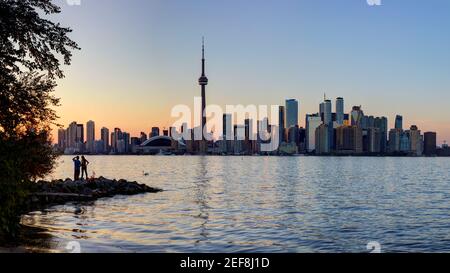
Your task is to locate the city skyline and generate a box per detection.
[56,39,443,155]
[51,0,450,144]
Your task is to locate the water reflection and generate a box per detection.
[193,157,211,245]
[13,156,450,253]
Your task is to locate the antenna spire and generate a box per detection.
[202,36,205,60]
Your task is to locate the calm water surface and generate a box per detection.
[20,156,450,253]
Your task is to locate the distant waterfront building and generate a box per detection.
[101,127,110,153]
[400,131,410,152]
[380,117,388,153]
[76,124,84,143]
[111,128,123,153]
[285,99,299,128]
[335,97,344,126]
[86,120,95,153]
[287,125,299,145]
[395,115,403,130]
[335,125,363,154]
[409,125,422,156]
[94,140,105,154]
[278,106,286,144]
[58,128,66,150]
[223,113,233,153]
[367,116,389,153]
[67,122,78,149]
[140,132,148,144]
[150,127,160,138]
[367,127,381,153]
[298,127,306,152]
[305,114,321,153]
[388,128,402,153]
[315,123,330,155]
[320,99,332,125]
[423,132,437,156]
[350,106,364,127]
[123,132,130,153]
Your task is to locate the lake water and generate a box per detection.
[19,156,450,253]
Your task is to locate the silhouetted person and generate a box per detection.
[81,156,90,180]
[72,156,81,181]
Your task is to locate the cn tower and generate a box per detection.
[198,37,208,140]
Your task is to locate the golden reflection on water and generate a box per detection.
[17,156,450,253]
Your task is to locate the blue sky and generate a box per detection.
[53,0,450,143]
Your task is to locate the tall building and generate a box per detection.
[101,127,110,153]
[388,128,402,153]
[66,122,78,149]
[336,125,363,154]
[287,125,299,145]
[112,128,123,153]
[278,106,286,144]
[315,123,330,155]
[122,132,130,153]
[335,97,344,125]
[320,99,332,125]
[86,120,95,153]
[423,132,437,156]
[380,117,388,153]
[76,124,84,151]
[285,99,299,128]
[198,38,209,144]
[400,131,410,152]
[409,125,422,156]
[305,114,321,153]
[367,127,381,153]
[57,128,66,150]
[319,99,333,151]
[150,127,160,138]
[350,106,364,127]
[140,132,148,143]
[395,115,403,130]
[223,114,232,140]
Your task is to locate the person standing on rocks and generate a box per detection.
[72,156,81,181]
[80,156,90,180]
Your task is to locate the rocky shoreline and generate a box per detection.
[23,176,162,212]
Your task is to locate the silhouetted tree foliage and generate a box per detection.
[0,0,79,239]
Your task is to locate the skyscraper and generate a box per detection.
[424,132,437,156]
[305,114,321,153]
[285,99,299,128]
[395,115,403,130]
[140,132,148,143]
[323,100,332,125]
[409,125,422,156]
[350,106,364,127]
[86,120,95,153]
[58,128,66,150]
[388,128,402,153]
[76,124,84,144]
[335,97,344,125]
[112,128,123,153]
[150,127,160,138]
[278,106,285,144]
[122,132,130,153]
[315,123,330,155]
[101,127,110,153]
[67,122,78,149]
[336,125,363,154]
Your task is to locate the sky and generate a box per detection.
[51,0,450,144]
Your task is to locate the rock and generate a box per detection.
[23,177,162,214]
